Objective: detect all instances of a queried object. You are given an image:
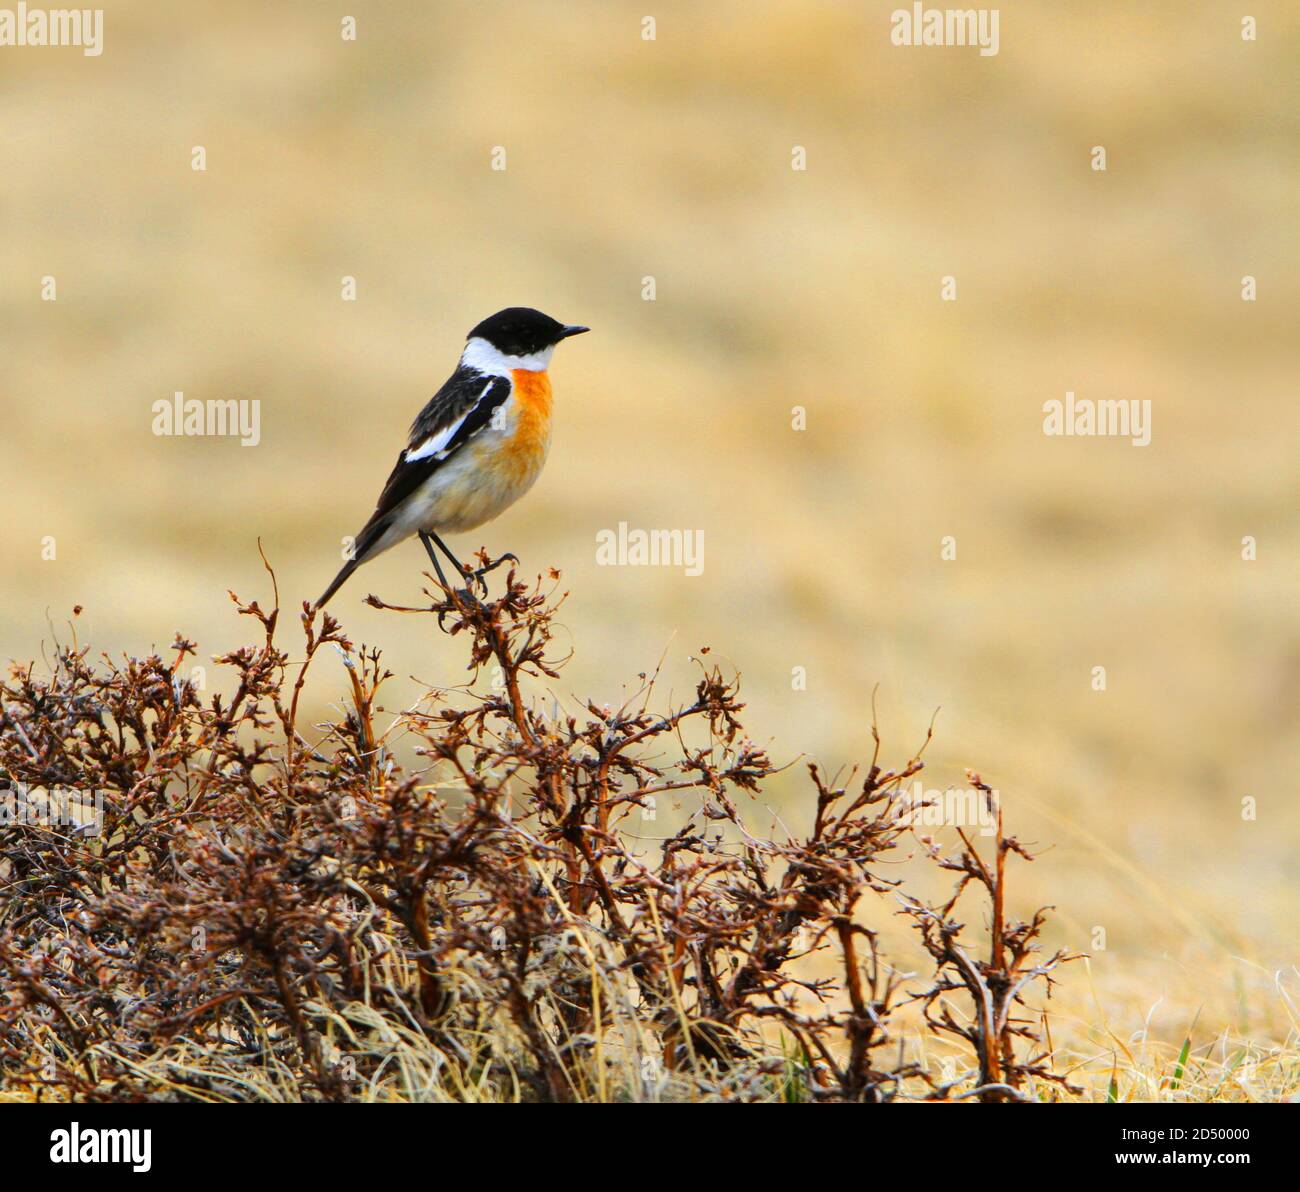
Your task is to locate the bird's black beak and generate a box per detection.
[559,324,590,339]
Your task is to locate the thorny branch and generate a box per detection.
[0,559,1078,1102]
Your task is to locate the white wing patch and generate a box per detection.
[404,378,499,462]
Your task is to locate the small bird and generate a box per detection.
[315,307,588,608]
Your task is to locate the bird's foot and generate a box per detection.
[467,551,518,596]
[435,585,484,630]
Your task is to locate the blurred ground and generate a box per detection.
[2,1,1297,1078]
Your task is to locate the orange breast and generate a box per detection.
[503,368,553,480]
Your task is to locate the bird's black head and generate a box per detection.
[467,307,589,359]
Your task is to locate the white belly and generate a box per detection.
[375,418,550,555]
[415,435,547,532]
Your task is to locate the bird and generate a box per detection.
[314,307,589,609]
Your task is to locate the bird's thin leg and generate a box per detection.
[427,531,487,595]
[419,531,476,627]
[419,532,453,590]
[418,525,470,629]
[431,532,518,592]
[426,531,488,605]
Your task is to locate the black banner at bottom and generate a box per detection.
[0,1103,1282,1177]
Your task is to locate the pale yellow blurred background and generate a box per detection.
[2,1,1298,1070]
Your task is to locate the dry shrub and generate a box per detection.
[0,557,1079,1102]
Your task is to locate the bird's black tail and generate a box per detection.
[314,517,390,609]
[314,557,360,610]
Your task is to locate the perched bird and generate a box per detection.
[315,307,588,608]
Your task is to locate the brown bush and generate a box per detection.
[0,557,1078,1102]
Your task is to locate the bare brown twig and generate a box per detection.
[0,561,1078,1102]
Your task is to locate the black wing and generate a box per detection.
[353,369,511,550]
